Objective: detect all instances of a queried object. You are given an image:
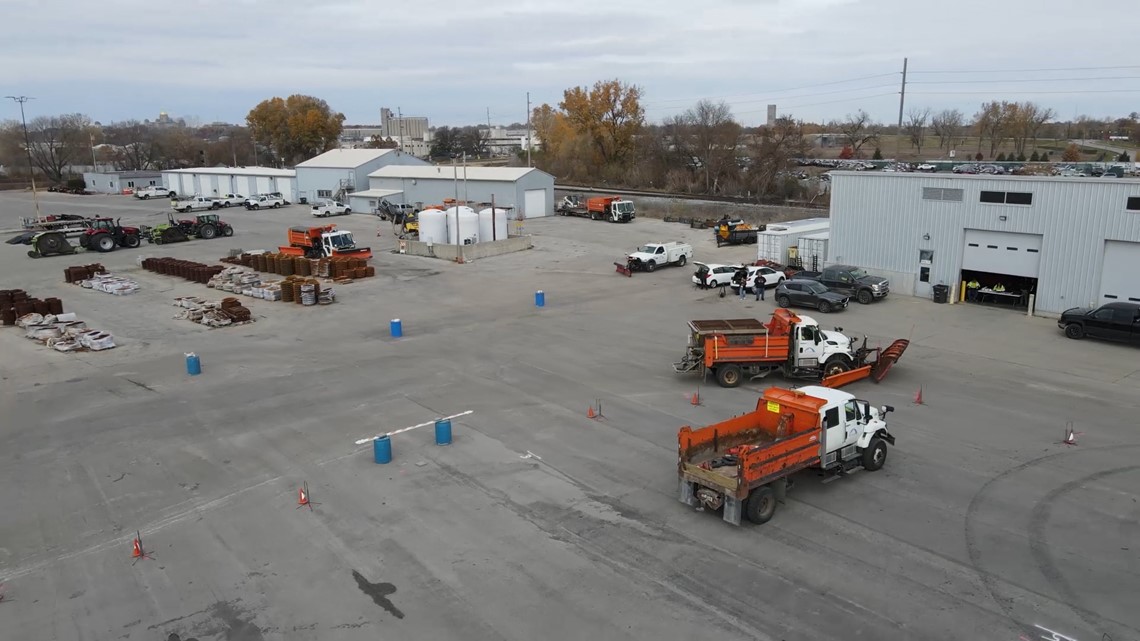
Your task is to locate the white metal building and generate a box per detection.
[366,166,555,218]
[162,167,296,201]
[294,148,427,204]
[756,218,830,264]
[82,170,163,194]
[828,172,1140,314]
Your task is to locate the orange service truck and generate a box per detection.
[279,225,372,260]
[678,385,896,526]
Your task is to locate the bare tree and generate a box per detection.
[748,116,808,200]
[677,99,742,194]
[8,113,95,182]
[974,101,1010,157]
[904,107,931,156]
[104,120,161,170]
[930,108,965,151]
[1024,103,1055,152]
[833,110,880,158]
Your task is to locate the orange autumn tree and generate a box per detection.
[247,95,345,165]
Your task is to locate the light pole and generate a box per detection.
[6,95,41,216]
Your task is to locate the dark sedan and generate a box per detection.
[775,279,849,313]
[1058,302,1140,344]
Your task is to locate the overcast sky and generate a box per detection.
[3,0,1138,128]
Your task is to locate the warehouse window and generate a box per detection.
[1127,197,1140,211]
[317,190,332,198]
[922,187,964,202]
[980,190,1033,205]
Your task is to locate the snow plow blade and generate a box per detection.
[821,365,873,389]
[614,261,632,277]
[870,339,910,382]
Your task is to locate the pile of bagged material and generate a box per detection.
[173,296,255,328]
[207,266,335,306]
[15,312,116,352]
[75,272,139,296]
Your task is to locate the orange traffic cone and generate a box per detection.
[913,386,924,405]
[587,405,596,419]
[131,537,143,558]
[298,486,309,506]
[690,391,701,406]
[1063,428,1078,445]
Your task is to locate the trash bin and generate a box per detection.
[299,196,308,205]
[932,284,949,304]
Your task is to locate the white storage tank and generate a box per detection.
[445,206,479,245]
[797,231,830,270]
[417,208,448,244]
[476,207,510,242]
[756,218,830,264]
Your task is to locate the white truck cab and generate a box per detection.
[628,241,693,272]
[789,315,855,373]
[795,385,895,470]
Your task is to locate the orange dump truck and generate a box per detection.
[556,195,635,222]
[672,308,909,388]
[679,385,896,526]
[279,225,372,260]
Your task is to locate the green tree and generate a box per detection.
[1118,151,1131,162]
[995,152,1006,161]
[246,95,344,165]
[872,147,883,160]
[1016,153,1026,162]
[1029,150,1040,162]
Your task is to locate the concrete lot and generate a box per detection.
[0,191,1138,641]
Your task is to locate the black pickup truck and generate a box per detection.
[794,264,889,305]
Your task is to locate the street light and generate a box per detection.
[5,95,41,217]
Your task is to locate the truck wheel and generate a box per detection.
[677,255,686,266]
[646,261,656,272]
[823,357,851,377]
[715,364,742,388]
[862,437,887,471]
[344,208,351,214]
[141,194,150,200]
[745,486,777,524]
[777,295,791,308]
[1064,323,1084,339]
[857,290,874,305]
[818,300,832,313]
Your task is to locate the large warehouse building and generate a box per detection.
[294,148,427,205]
[365,166,555,218]
[162,167,296,201]
[828,172,1140,315]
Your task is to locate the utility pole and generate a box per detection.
[90,132,98,170]
[487,107,491,132]
[895,57,908,161]
[397,107,403,152]
[6,95,40,217]
[525,92,533,167]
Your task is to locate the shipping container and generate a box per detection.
[756,218,830,264]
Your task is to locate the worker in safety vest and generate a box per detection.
[993,282,1006,292]
[966,279,980,301]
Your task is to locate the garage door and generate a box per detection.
[524,189,546,218]
[234,177,253,198]
[962,230,1043,277]
[1099,241,1140,303]
[256,177,272,194]
[197,175,215,196]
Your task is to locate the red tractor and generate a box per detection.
[78,218,144,252]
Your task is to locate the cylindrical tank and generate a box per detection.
[477,207,510,242]
[445,206,479,245]
[417,208,448,244]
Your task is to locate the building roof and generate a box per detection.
[297,149,403,169]
[763,218,830,234]
[368,165,550,182]
[829,171,1140,185]
[347,188,404,198]
[163,166,295,177]
[86,170,162,178]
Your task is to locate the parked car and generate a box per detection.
[915,163,937,172]
[794,265,889,304]
[135,186,175,199]
[692,263,740,288]
[312,200,352,217]
[775,279,850,313]
[731,265,786,294]
[266,192,291,205]
[1058,302,1140,343]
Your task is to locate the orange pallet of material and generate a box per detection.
[672,308,909,389]
[279,225,372,260]
[678,385,896,526]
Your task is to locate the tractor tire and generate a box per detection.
[677,254,687,266]
[862,437,888,471]
[818,300,832,313]
[221,226,233,237]
[823,357,851,378]
[121,233,141,248]
[745,486,777,525]
[715,364,742,388]
[78,234,90,249]
[1064,323,1084,339]
[777,295,791,308]
[857,289,874,305]
[197,224,218,239]
[92,233,116,253]
[36,232,68,256]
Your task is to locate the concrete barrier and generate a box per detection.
[401,235,533,261]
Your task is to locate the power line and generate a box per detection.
[643,72,899,106]
[909,89,1140,96]
[910,75,1140,85]
[645,83,899,114]
[734,92,899,116]
[909,64,1140,75]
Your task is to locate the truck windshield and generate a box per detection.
[615,202,634,214]
[637,246,657,253]
[329,233,355,248]
[848,268,867,279]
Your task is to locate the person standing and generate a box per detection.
[755,273,766,301]
[735,267,748,300]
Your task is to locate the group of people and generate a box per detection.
[731,266,765,302]
[965,278,1007,302]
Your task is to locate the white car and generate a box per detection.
[312,200,351,217]
[915,163,937,172]
[736,265,786,293]
[692,263,740,288]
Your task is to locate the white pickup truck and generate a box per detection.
[245,194,285,210]
[171,195,220,212]
[214,194,245,207]
[312,200,352,217]
[626,242,693,272]
[135,186,175,199]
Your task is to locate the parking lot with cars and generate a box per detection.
[1,191,1138,641]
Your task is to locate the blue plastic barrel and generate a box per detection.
[373,435,392,464]
[435,418,452,445]
[390,318,403,338]
[535,290,545,307]
[185,352,201,376]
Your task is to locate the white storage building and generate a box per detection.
[828,172,1140,314]
[366,166,555,218]
[82,170,163,194]
[162,167,296,201]
[294,148,428,205]
[756,218,830,264]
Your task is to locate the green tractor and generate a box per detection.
[150,213,233,244]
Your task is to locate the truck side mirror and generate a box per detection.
[881,405,894,416]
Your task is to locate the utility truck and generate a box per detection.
[557,195,635,222]
[135,186,175,199]
[246,194,285,210]
[672,309,909,388]
[171,195,221,212]
[279,225,372,260]
[678,385,896,525]
[623,242,693,273]
[312,200,352,217]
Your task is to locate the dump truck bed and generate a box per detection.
[678,388,827,499]
[687,318,768,336]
